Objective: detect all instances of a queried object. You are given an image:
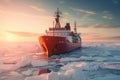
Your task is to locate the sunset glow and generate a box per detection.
[0,31,38,42]
[0,1,120,80]
[4,32,18,42]
[0,0,120,42]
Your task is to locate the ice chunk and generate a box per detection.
[0,54,31,72]
[8,71,22,76]
[0,71,24,80]
[31,59,48,67]
[60,57,79,62]
[25,74,49,80]
[75,62,86,67]
[49,68,87,80]
[61,62,86,70]
[100,63,120,70]
[90,74,120,80]
[22,69,33,76]
[15,54,31,68]
[64,69,74,75]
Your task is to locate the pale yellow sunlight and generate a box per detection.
[4,32,19,42]
[0,31,39,42]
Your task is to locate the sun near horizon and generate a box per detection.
[0,31,39,42]
[0,0,120,43]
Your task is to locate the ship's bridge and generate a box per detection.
[46,27,71,37]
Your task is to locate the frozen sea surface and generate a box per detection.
[0,42,120,80]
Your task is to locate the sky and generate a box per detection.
[0,0,120,42]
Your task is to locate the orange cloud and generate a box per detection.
[0,31,40,42]
[7,31,40,37]
[1,0,15,3]
[29,5,46,13]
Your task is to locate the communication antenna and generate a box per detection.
[74,21,77,33]
[55,8,62,28]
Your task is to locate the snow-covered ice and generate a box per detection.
[0,42,120,80]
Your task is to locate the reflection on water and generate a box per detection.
[38,68,51,75]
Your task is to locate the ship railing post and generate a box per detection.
[53,21,54,36]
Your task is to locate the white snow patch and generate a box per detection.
[0,54,31,72]
[60,57,79,62]
[25,74,49,80]
[75,62,86,67]
[8,71,22,76]
[49,68,87,80]
[100,63,120,70]
[22,69,33,76]
[80,56,94,61]
[90,74,120,80]
[64,69,75,75]
[61,62,86,70]
[31,59,48,67]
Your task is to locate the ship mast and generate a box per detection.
[74,21,77,33]
[55,8,62,28]
[53,21,54,36]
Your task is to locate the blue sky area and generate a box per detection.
[0,0,120,42]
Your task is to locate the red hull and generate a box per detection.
[39,36,81,56]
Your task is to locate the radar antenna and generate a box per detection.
[55,8,62,28]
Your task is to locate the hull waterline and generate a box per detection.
[39,36,81,56]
